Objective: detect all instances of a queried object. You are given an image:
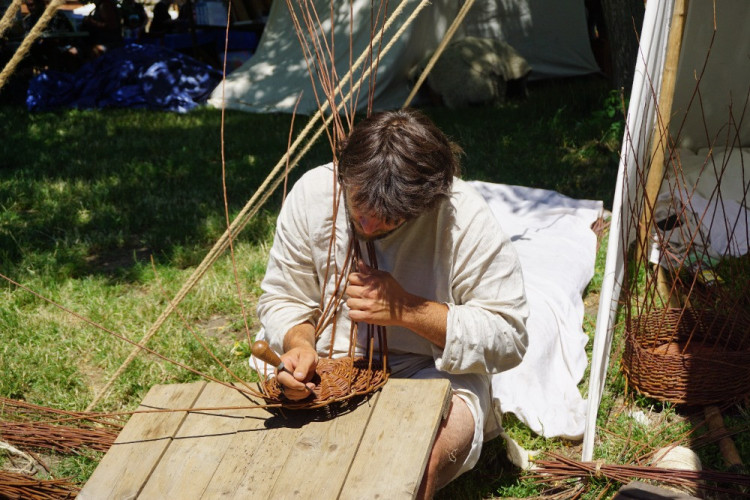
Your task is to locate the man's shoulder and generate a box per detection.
[294,163,336,193]
[449,177,493,214]
[282,164,337,221]
[446,178,510,238]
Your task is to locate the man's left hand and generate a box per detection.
[345,259,449,348]
[345,259,417,326]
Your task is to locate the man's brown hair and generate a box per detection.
[338,108,462,223]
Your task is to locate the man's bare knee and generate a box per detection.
[419,394,476,498]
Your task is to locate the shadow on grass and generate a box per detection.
[0,106,333,281]
[436,437,524,500]
[1,75,620,284]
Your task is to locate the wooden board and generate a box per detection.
[264,394,380,499]
[139,382,257,498]
[339,378,452,500]
[78,382,206,500]
[82,377,452,499]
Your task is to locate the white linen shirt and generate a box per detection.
[256,164,529,377]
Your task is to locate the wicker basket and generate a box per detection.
[258,356,388,410]
[622,308,750,405]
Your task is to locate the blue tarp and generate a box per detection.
[27,43,223,112]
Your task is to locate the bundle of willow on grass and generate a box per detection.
[528,451,750,498]
[0,396,124,454]
[0,471,79,500]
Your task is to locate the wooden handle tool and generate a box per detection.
[251,340,284,370]
[251,340,315,397]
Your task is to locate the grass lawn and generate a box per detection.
[1,75,747,498]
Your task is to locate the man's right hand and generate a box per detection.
[278,323,318,400]
[277,345,317,400]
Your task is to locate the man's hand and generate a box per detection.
[278,323,318,400]
[277,345,317,400]
[346,259,449,348]
[346,259,418,326]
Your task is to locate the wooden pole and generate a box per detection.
[402,0,477,108]
[704,406,745,473]
[638,0,688,307]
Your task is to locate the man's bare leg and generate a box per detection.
[417,394,475,499]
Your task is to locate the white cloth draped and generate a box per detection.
[470,181,603,439]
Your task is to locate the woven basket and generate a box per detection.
[622,308,750,405]
[258,357,388,410]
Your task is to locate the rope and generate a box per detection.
[402,0,477,107]
[0,0,23,39]
[0,0,65,92]
[86,0,432,411]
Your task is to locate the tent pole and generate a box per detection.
[637,0,688,307]
[582,0,676,461]
[402,0,476,108]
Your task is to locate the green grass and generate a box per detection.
[7,75,744,498]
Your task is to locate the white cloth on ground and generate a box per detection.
[469,181,603,440]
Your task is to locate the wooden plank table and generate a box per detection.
[79,378,452,500]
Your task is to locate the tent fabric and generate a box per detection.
[661,147,750,260]
[208,0,449,114]
[582,0,673,459]
[670,4,750,151]
[582,0,750,460]
[459,0,600,80]
[207,0,599,114]
[27,43,222,112]
[471,182,602,440]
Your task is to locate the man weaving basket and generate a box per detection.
[254,108,529,498]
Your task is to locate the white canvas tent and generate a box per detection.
[583,0,750,460]
[207,0,599,114]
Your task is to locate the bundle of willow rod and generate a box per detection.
[1,420,118,454]
[0,471,79,500]
[528,452,750,497]
[1,396,124,454]
[0,396,126,427]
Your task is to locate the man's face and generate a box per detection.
[344,189,405,241]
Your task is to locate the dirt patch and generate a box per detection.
[584,290,600,319]
[77,356,108,398]
[196,315,248,346]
